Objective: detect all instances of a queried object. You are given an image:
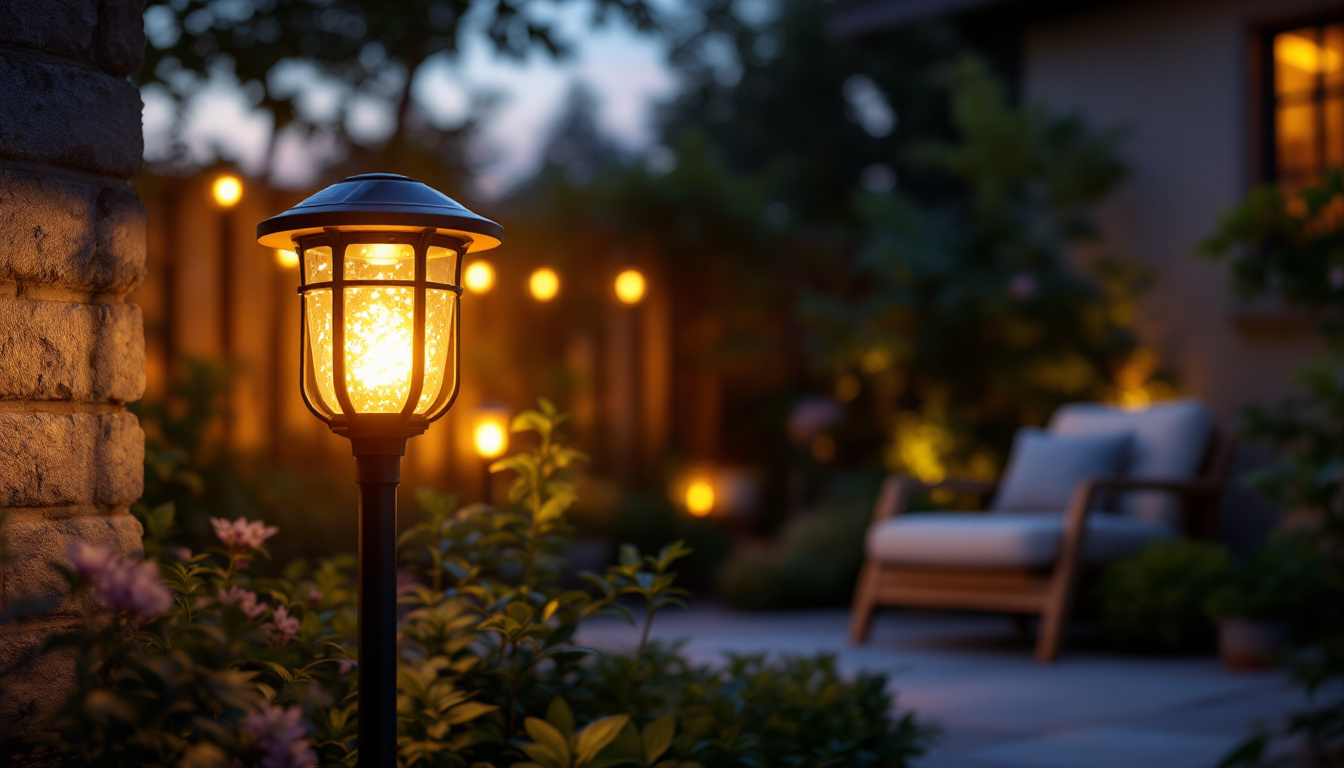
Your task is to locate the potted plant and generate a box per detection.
[1205,535,1322,671]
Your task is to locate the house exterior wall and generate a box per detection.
[1022,0,1339,545]
[1023,0,1333,424]
[0,0,146,734]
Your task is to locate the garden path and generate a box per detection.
[577,606,1304,768]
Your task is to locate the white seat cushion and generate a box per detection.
[866,512,1178,569]
[990,428,1131,512]
[1048,400,1212,524]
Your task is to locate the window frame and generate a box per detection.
[1253,13,1344,186]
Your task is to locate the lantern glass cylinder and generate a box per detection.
[298,233,463,420]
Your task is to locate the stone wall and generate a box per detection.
[0,0,146,732]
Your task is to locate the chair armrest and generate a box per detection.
[869,476,1000,524]
[1057,475,1228,572]
[1077,477,1223,497]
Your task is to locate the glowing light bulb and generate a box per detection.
[464,260,495,293]
[360,243,403,266]
[686,480,715,517]
[275,248,299,268]
[529,267,560,302]
[614,269,646,305]
[474,420,508,459]
[212,175,243,208]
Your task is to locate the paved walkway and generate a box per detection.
[576,607,1303,768]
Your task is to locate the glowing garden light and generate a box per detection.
[529,267,560,301]
[686,479,715,517]
[614,268,646,305]
[256,173,502,768]
[464,259,496,294]
[212,174,243,208]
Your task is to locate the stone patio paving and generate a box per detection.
[576,606,1304,768]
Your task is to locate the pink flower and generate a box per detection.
[98,559,174,620]
[243,704,317,768]
[337,658,356,675]
[265,605,300,644]
[210,517,279,553]
[218,586,267,619]
[66,542,172,620]
[1008,273,1037,300]
[66,541,114,579]
[176,547,193,561]
[306,589,323,606]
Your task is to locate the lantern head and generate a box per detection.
[257,173,503,441]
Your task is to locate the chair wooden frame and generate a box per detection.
[848,431,1235,662]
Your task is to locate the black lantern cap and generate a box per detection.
[256,173,503,251]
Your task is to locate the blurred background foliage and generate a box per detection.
[135,0,1156,609]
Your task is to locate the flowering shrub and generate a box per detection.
[1,401,931,767]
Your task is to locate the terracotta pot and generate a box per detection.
[1218,618,1289,671]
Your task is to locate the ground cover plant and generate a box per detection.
[0,401,931,768]
[1203,171,1344,766]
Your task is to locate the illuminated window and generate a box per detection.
[1266,20,1344,188]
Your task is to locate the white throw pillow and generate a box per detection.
[1048,400,1212,524]
[991,428,1131,512]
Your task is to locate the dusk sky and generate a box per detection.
[142,3,678,198]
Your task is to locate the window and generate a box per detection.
[1265,20,1344,188]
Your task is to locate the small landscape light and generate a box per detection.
[685,479,715,517]
[529,266,560,301]
[212,174,243,208]
[614,268,646,305]
[472,405,510,461]
[464,260,496,294]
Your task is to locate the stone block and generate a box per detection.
[0,297,145,403]
[0,169,147,293]
[0,0,97,61]
[95,0,145,77]
[1,513,143,615]
[0,619,78,738]
[0,54,142,179]
[0,412,143,508]
[95,182,147,289]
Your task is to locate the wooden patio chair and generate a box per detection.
[848,400,1235,662]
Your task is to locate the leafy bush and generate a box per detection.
[1203,171,1344,766]
[1095,540,1230,654]
[716,480,876,610]
[1,402,932,768]
[1205,534,1326,624]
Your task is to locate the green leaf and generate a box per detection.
[575,715,629,765]
[511,411,550,435]
[547,696,576,738]
[524,717,572,765]
[443,701,496,725]
[642,714,676,763]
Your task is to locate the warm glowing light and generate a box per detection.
[614,269,646,305]
[473,420,508,459]
[464,260,495,294]
[306,245,456,414]
[1276,33,1343,75]
[275,248,299,268]
[685,480,715,517]
[529,267,560,301]
[212,175,243,208]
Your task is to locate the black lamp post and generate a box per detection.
[256,173,502,768]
